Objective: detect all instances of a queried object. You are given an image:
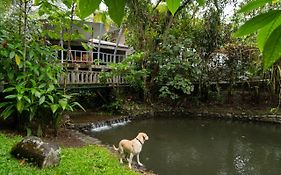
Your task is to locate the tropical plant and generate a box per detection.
[235,0,281,70]
[156,35,202,100]
[100,52,146,89]
[125,0,195,102]
[75,0,205,26]
[0,0,84,135]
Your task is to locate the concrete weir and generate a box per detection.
[74,116,133,133]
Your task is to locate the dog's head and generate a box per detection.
[137,132,149,143]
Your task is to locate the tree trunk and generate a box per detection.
[67,2,75,59]
[97,23,103,64]
[113,25,124,63]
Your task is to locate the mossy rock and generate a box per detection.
[11,136,61,168]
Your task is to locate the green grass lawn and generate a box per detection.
[0,133,138,175]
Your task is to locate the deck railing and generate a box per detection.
[62,50,125,65]
[60,50,127,86]
[60,70,126,85]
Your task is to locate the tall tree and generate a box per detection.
[125,0,203,102]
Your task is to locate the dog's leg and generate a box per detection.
[119,147,124,164]
[136,154,143,166]
[128,153,134,169]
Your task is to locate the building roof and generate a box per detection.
[89,39,129,51]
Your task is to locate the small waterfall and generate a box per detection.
[90,117,131,132]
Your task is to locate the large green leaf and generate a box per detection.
[24,96,31,104]
[3,87,15,92]
[17,94,23,101]
[51,104,59,114]
[47,84,55,92]
[78,0,101,19]
[59,99,68,110]
[1,105,14,119]
[48,95,54,103]
[38,83,46,89]
[257,14,281,52]
[72,102,86,112]
[16,101,23,113]
[5,95,17,99]
[62,94,72,99]
[35,90,41,98]
[234,10,281,37]
[263,25,281,70]
[166,0,181,15]
[39,96,46,105]
[104,0,126,26]
[238,0,272,13]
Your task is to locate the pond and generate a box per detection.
[87,117,281,175]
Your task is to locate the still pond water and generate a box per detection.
[88,117,281,175]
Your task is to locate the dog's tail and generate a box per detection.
[113,145,119,151]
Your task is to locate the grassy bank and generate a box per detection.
[0,133,138,175]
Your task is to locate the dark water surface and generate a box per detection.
[88,117,281,175]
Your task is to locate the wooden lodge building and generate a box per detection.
[51,22,131,88]
[59,39,129,87]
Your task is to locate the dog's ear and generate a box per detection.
[143,134,149,140]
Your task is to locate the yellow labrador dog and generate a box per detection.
[113,132,149,169]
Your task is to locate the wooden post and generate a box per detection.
[89,71,93,84]
[94,72,97,83]
[60,29,64,63]
[113,25,124,63]
[67,72,71,84]
[71,71,75,84]
[97,23,103,65]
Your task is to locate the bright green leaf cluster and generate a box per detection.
[166,0,181,15]
[235,0,281,70]
[35,0,205,29]
[0,8,85,134]
[77,0,125,26]
[104,0,126,26]
[166,0,205,16]
[76,0,205,25]
[78,0,101,19]
[238,0,272,13]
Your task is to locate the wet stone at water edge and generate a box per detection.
[11,136,61,168]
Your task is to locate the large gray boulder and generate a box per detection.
[11,136,61,168]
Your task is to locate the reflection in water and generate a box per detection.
[88,117,281,175]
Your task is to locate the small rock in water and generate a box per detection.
[11,136,61,168]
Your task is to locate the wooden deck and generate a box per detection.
[62,50,126,65]
[60,50,127,87]
[60,70,125,85]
